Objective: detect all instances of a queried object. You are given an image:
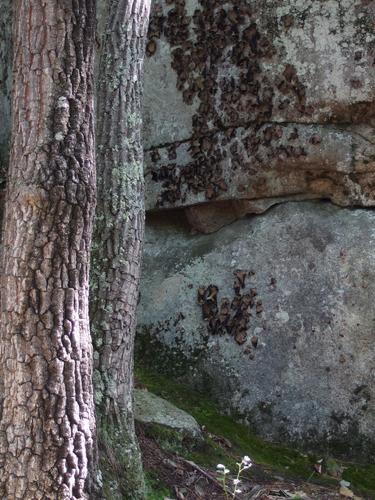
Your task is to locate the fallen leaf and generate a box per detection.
[313,463,322,474]
[340,486,354,498]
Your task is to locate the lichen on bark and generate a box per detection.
[91,1,151,498]
[0,0,11,180]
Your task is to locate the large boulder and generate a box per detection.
[134,389,202,440]
[139,0,375,458]
[143,0,375,222]
[137,202,375,458]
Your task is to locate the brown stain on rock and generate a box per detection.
[197,271,263,352]
[145,0,375,233]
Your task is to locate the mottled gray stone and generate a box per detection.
[137,202,375,457]
[144,0,375,141]
[143,38,198,150]
[143,0,375,217]
[134,389,202,439]
[144,123,375,213]
[139,0,375,458]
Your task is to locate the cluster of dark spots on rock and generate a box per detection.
[146,39,157,57]
[143,0,356,207]
[173,312,185,325]
[150,134,228,206]
[244,343,254,359]
[233,269,247,293]
[288,127,298,141]
[146,0,375,229]
[281,13,294,31]
[197,285,218,321]
[146,0,310,139]
[167,144,177,160]
[148,123,315,207]
[256,300,263,315]
[262,124,283,144]
[145,4,375,205]
[149,313,189,348]
[147,3,166,53]
[330,410,349,425]
[339,354,346,364]
[150,149,161,162]
[350,79,363,89]
[197,270,263,349]
[275,64,312,115]
[269,277,277,289]
[309,133,322,145]
[353,384,369,396]
[258,400,273,417]
[350,384,371,411]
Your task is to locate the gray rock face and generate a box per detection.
[137,202,375,457]
[143,0,375,225]
[134,389,202,439]
[139,0,375,458]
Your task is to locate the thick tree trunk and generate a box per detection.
[0,0,12,216]
[0,2,98,498]
[91,0,151,497]
[0,0,11,171]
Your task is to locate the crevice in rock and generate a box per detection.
[144,120,358,153]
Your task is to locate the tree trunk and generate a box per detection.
[0,1,98,498]
[0,0,12,217]
[91,0,151,497]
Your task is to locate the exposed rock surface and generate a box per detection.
[134,389,202,439]
[138,0,375,458]
[143,0,375,229]
[137,202,375,458]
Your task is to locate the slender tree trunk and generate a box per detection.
[91,1,151,497]
[0,2,98,498]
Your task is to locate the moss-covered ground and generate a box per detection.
[145,472,171,500]
[136,366,375,499]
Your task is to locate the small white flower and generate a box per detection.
[235,489,242,493]
[216,464,225,470]
[233,479,241,485]
[224,468,230,474]
[242,456,252,469]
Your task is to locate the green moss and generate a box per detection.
[136,367,311,474]
[135,365,373,496]
[135,326,206,379]
[143,422,197,455]
[99,417,146,500]
[343,464,375,498]
[145,472,171,500]
[187,435,238,472]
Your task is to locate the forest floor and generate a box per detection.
[135,368,375,500]
[138,424,352,499]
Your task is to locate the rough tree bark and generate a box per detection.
[0,0,12,211]
[90,0,151,497]
[0,1,98,498]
